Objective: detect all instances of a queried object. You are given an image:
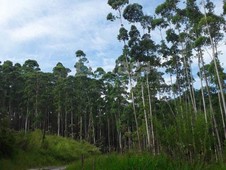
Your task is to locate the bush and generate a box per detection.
[0,128,15,159]
[41,135,100,161]
[0,118,15,159]
[0,129,100,170]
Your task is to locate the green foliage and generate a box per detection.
[107,13,116,21]
[123,3,144,23]
[67,153,221,170]
[0,118,15,159]
[155,103,214,162]
[42,135,100,161]
[117,27,129,41]
[108,0,129,10]
[75,50,86,58]
[193,36,207,48]
[0,0,226,169]
[224,2,226,15]
[0,130,99,170]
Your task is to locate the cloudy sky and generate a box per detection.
[0,0,225,76]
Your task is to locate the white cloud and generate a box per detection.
[0,0,224,77]
[0,0,120,71]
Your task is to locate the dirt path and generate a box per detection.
[28,166,66,170]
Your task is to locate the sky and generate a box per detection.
[0,0,154,74]
[0,0,225,77]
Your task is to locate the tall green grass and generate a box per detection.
[66,153,226,170]
[0,130,99,170]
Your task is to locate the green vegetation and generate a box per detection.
[1,0,226,169]
[67,153,226,170]
[0,130,99,170]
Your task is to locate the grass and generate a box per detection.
[1,130,226,170]
[66,152,226,170]
[0,130,99,170]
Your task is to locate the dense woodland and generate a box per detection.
[1,0,226,164]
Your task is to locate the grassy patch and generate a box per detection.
[66,153,226,170]
[0,130,99,170]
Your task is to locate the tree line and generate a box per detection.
[1,0,226,163]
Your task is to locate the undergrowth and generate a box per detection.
[0,129,99,170]
[66,152,226,170]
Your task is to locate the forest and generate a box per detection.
[1,0,226,169]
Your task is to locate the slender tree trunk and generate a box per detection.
[201,40,224,156]
[115,112,122,153]
[200,50,223,159]
[64,110,68,137]
[123,43,141,151]
[107,118,111,152]
[25,106,29,134]
[181,41,197,114]
[146,74,155,154]
[88,107,95,144]
[57,91,61,136]
[198,51,208,123]
[57,110,60,136]
[92,114,96,145]
[35,75,38,129]
[202,0,226,118]
[128,124,131,151]
[141,82,151,150]
[189,60,197,115]
[131,89,141,151]
[71,109,74,138]
[84,109,87,140]
[217,91,226,139]
[80,115,83,141]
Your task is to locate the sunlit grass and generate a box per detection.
[0,130,99,170]
[66,152,226,170]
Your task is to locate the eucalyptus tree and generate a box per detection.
[101,71,116,151]
[64,75,76,138]
[21,59,41,133]
[155,1,186,111]
[154,0,226,160]
[156,0,199,115]
[74,50,92,141]
[195,0,226,159]
[0,61,23,130]
[140,33,162,153]
[154,0,198,160]
[182,1,226,160]
[102,71,125,151]
[199,0,226,124]
[0,61,22,131]
[92,67,106,145]
[102,70,129,152]
[107,0,129,26]
[191,5,226,161]
[126,24,152,150]
[83,74,105,145]
[184,0,209,122]
[199,60,226,136]
[35,72,54,138]
[0,61,15,117]
[53,62,70,136]
[108,1,145,150]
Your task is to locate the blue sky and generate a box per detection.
[0,0,155,74]
[0,0,225,77]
